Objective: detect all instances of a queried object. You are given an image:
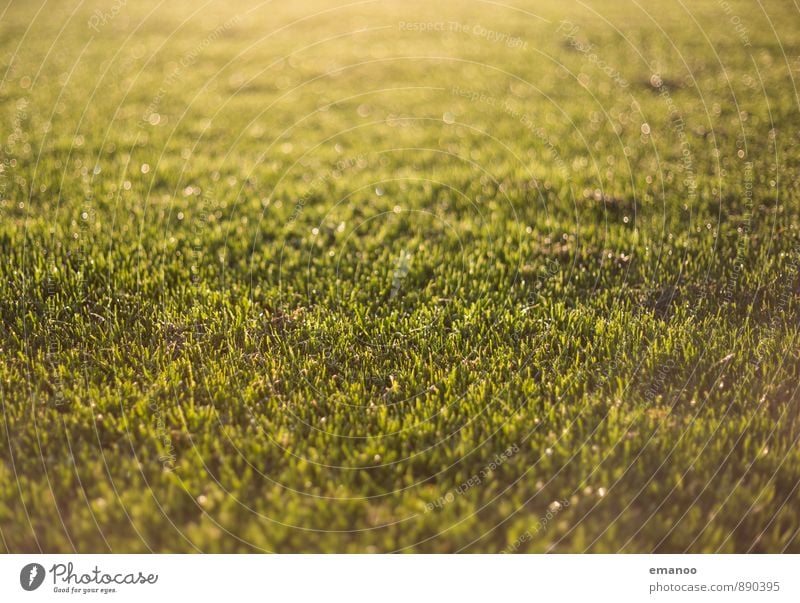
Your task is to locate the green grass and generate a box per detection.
[1,0,799,553]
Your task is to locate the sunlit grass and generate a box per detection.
[0,0,799,552]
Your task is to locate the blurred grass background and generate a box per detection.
[1,0,799,552]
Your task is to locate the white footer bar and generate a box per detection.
[1,554,796,602]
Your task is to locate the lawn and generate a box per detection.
[1,0,799,552]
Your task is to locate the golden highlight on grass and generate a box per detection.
[0,0,798,552]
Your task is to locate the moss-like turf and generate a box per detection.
[1,0,799,552]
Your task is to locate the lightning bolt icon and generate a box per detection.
[29,565,38,586]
